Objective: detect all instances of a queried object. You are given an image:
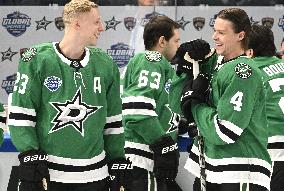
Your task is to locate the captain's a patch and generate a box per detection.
[234,63,252,79]
[21,48,37,62]
[145,51,162,62]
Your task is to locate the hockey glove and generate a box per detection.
[181,73,210,119]
[18,150,49,191]
[149,136,179,180]
[108,158,133,191]
[177,117,198,138]
[172,39,212,76]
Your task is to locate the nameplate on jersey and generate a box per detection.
[44,76,62,92]
[145,51,162,62]
[21,47,37,62]
[234,63,252,79]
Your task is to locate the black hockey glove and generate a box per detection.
[108,158,133,191]
[172,39,211,76]
[181,73,210,120]
[149,136,179,180]
[18,150,49,191]
[177,117,198,138]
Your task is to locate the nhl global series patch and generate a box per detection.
[44,76,62,92]
[235,63,252,79]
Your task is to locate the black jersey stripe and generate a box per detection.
[268,142,284,149]
[189,150,270,177]
[104,120,122,129]
[48,158,107,172]
[125,147,153,160]
[122,102,154,110]
[9,112,36,122]
[0,116,6,123]
[217,119,239,142]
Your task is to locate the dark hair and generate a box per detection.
[217,8,251,49]
[143,16,180,50]
[248,24,276,57]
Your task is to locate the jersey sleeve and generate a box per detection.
[104,59,125,161]
[8,48,41,152]
[192,62,262,145]
[0,103,5,146]
[121,58,170,144]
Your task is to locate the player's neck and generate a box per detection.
[59,36,85,60]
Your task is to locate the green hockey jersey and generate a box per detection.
[184,54,272,190]
[121,51,178,171]
[8,42,125,183]
[252,56,284,162]
[0,103,5,146]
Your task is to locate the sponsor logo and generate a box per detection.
[107,43,135,68]
[23,154,48,162]
[2,11,31,37]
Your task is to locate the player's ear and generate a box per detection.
[158,36,166,48]
[238,31,245,41]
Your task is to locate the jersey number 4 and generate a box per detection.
[269,78,284,114]
[138,70,161,89]
[230,91,243,111]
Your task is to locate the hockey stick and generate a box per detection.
[184,51,212,191]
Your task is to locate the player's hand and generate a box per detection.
[181,73,210,119]
[108,158,132,191]
[149,136,179,180]
[18,150,49,191]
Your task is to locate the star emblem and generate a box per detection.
[165,104,180,133]
[1,48,18,62]
[177,17,190,30]
[105,16,121,31]
[50,89,102,136]
[250,17,259,25]
[35,16,53,30]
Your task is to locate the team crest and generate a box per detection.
[140,11,164,26]
[21,48,37,62]
[124,17,136,31]
[145,51,162,62]
[165,104,180,133]
[105,16,121,31]
[209,14,217,27]
[55,17,65,31]
[261,17,274,29]
[235,63,252,79]
[193,17,205,31]
[176,17,190,30]
[44,76,62,92]
[50,89,102,136]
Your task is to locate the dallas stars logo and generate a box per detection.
[35,16,52,30]
[165,104,180,133]
[105,16,121,31]
[176,17,190,30]
[50,89,102,136]
[1,47,17,61]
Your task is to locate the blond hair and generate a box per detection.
[63,0,98,24]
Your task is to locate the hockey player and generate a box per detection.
[0,103,6,146]
[181,8,272,191]
[8,0,130,191]
[247,24,284,191]
[121,16,180,191]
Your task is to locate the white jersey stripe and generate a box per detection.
[122,109,158,116]
[104,127,124,135]
[9,106,36,116]
[8,119,36,127]
[106,114,122,123]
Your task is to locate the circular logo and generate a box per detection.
[234,63,252,79]
[145,51,162,62]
